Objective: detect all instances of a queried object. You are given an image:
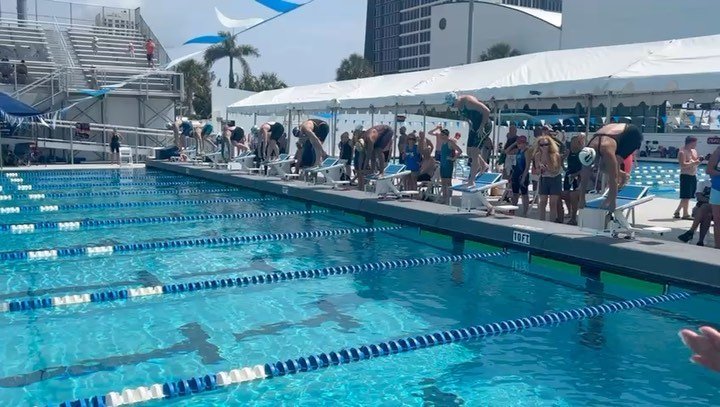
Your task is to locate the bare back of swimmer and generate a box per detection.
[580,123,643,212]
[355,125,394,174]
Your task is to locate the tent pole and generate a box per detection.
[585,95,592,134]
[370,106,375,127]
[605,92,613,124]
[392,103,399,163]
[422,103,427,138]
[331,108,338,157]
[492,104,499,170]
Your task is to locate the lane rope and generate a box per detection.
[0,180,207,191]
[59,291,691,407]
[0,225,404,261]
[0,251,507,313]
[0,197,276,215]
[3,188,242,201]
[0,209,328,233]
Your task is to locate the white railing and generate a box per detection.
[53,16,75,68]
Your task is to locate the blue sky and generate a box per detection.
[11,0,367,86]
[138,0,368,85]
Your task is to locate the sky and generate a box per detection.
[5,0,368,86]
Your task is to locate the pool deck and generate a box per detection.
[148,160,719,291]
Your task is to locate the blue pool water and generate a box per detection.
[630,162,708,199]
[0,168,718,406]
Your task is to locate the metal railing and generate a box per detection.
[53,16,75,68]
[133,8,169,67]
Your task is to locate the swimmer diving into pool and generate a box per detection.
[445,92,492,186]
[579,123,643,212]
[354,124,394,174]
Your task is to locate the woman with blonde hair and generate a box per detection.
[534,134,563,222]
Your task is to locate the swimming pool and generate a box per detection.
[630,162,708,199]
[0,168,717,406]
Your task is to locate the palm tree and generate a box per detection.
[175,59,212,117]
[203,31,260,89]
[237,72,287,92]
[336,53,374,81]
[254,72,287,91]
[479,43,521,62]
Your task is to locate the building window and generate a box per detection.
[439,18,446,30]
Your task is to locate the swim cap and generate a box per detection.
[354,125,365,133]
[445,92,458,107]
[292,127,300,137]
[250,125,260,135]
[578,147,596,167]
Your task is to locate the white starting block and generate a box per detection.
[228,151,257,173]
[366,164,418,199]
[452,172,509,215]
[580,185,671,239]
[266,154,296,178]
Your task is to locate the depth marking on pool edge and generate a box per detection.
[0,209,329,233]
[0,251,508,313]
[0,225,404,262]
[57,291,691,407]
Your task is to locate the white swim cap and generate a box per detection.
[445,92,458,107]
[354,125,365,133]
[579,147,596,167]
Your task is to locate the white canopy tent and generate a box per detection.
[228,34,720,115]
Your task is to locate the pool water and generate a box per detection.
[630,162,708,199]
[0,168,718,406]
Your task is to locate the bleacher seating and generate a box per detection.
[0,21,54,85]
[67,25,173,92]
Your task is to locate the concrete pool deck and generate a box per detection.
[148,160,719,290]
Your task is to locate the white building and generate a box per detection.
[429,0,720,70]
[430,2,561,69]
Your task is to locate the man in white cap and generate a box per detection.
[445,92,492,186]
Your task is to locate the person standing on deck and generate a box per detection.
[706,145,720,249]
[397,126,408,164]
[674,136,702,220]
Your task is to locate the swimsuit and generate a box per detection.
[309,119,330,142]
[461,106,486,148]
[371,125,394,151]
[439,142,454,179]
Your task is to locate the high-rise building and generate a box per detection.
[364,0,562,76]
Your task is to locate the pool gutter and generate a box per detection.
[148,161,720,291]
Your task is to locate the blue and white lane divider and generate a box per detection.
[0,197,275,215]
[0,209,329,233]
[0,225,403,261]
[0,251,506,313]
[5,188,240,201]
[59,292,691,407]
[1,180,206,191]
[4,176,187,186]
[1,169,152,177]
[0,174,182,182]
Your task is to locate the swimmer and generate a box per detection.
[445,92,492,186]
[298,119,330,167]
[257,121,285,161]
[353,124,394,174]
[229,124,248,158]
[579,123,643,212]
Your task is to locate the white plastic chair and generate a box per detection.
[119,147,133,166]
